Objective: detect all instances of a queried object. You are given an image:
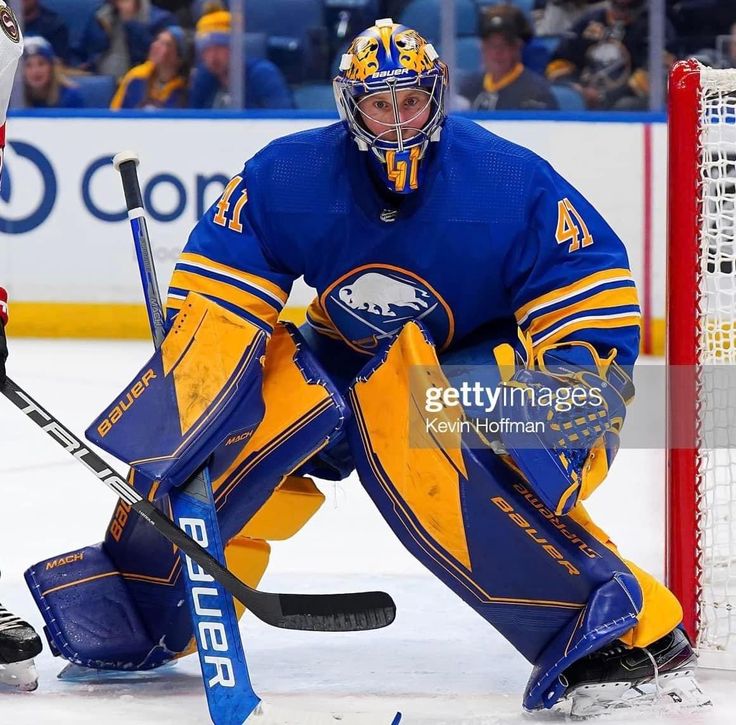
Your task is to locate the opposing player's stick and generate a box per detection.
[0,377,395,632]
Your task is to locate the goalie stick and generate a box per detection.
[0,376,396,632]
[114,148,258,724]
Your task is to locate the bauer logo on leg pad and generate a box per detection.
[490,496,580,576]
[95,369,157,437]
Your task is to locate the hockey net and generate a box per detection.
[668,60,736,668]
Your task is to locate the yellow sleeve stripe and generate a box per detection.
[179,252,288,306]
[170,269,279,328]
[525,286,640,339]
[534,314,642,348]
[515,269,634,326]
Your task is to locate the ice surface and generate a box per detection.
[0,339,734,723]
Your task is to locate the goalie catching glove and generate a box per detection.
[494,338,635,516]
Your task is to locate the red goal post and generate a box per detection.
[667,59,736,668]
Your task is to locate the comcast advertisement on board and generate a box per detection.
[0,115,656,310]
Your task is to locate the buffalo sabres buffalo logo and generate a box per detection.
[322,265,453,353]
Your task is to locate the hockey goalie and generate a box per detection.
[25,17,710,717]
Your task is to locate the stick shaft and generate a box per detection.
[116,156,166,346]
[131,215,166,346]
[118,156,260,722]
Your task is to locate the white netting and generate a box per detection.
[696,67,736,660]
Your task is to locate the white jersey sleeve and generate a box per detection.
[0,1,23,134]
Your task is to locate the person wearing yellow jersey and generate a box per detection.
[110,25,190,109]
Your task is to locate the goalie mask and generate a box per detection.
[334,19,447,195]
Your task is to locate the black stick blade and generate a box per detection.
[276,591,396,631]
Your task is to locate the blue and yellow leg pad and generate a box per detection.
[24,474,325,669]
[346,321,663,710]
[25,323,342,670]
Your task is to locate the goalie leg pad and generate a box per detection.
[207,323,345,543]
[291,323,368,481]
[347,321,644,710]
[568,503,683,648]
[24,543,171,670]
[26,476,325,672]
[26,324,341,670]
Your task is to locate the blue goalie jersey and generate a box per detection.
[168,116,640,366]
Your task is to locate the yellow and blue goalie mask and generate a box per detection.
[333,18,448,195]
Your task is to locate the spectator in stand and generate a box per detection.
[22,0,69,63]
[77,0,176,79]
[23,36,84,109]
[152,0,197,27]
[190,9,294,109]
[668,0,736,60]
[534,0,605,37]
[111,26,191,109]
[456,4,558,111]
[546,0,675,110]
